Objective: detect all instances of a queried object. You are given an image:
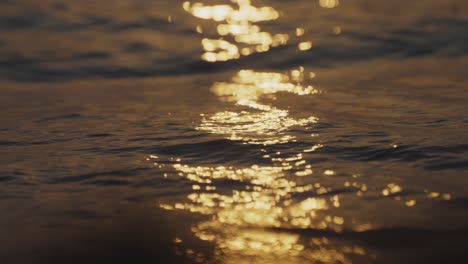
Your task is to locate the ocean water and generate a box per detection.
[1,0,468,263]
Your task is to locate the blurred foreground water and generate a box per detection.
[1,0,468,263]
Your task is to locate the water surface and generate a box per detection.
[1,0,468,263]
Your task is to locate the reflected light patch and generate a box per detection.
[296,27,305,36]
[197,69,318,145]
[161,159,360,263]
[298,41,313,51]
[183,0,289,62]
[201,38,240,61]
[155,65,359,261]
[319,0,340,8]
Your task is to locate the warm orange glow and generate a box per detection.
[319,0,340,8]
[198,69,318,145]
[183,0,290,62]
[157,66,366,262]
[298,41,313,51]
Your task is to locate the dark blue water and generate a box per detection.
[1,0,468,263]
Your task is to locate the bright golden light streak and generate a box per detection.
[183,1,290,62]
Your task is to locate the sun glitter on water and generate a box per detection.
[198,69,318,145]
[183,0,293,62]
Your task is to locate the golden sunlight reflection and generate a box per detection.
[298,41,313,51]
[151,3,460,262]
[191,224,363,264]
[156,65,370,262]
[183,0,301,62]
[319,0,340,9]
[161,158,362,263]
[151,64,453,262]
[198,69,318,145]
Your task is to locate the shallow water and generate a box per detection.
[1,0,468,263]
